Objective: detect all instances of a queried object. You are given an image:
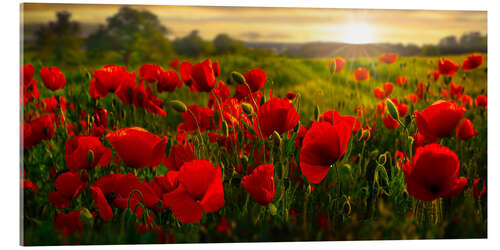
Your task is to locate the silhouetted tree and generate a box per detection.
[34,11,84,65]
[213,34,244,54]
[172,30,212,56]
[86,6,172,67]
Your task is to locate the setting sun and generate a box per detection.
[341,22,377,44]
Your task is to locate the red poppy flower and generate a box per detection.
[430,70,440,81]
[241,164,275,205]
[216,216,229,234]
[397,103,408,117]
[90,186,113,220]
[441,89,449,99]
[90,65,136,98]
[383,82,394,97]
[114,76,137,105]
[449,82,464,99]
[473,178,486,200]
[328,57,346,73]
[23,115,55,149]
[179,61,193,83]
[319,110,361,134]
[48,172,87,209]
[353,67,370,81]
[170,59,179,69]
[162,160,225,223]
[64,136,111,172]
[396,76,408,86]
[208,81,230,108]
[22,180,38,193]
[244,68,266,92]
[300,121,351,184]
[403,143,468,201]
[286,92,297,101]
[90,107,108,137]
[21,64,39,105]
[373,87,385,100]
[456,118,476,140]
[139,64,164,82]
[40,66,66,91]
[145,84,166,116]
[415,100,466,139]
[164,141,195,171]
[475,95,487,108]
[379,54,398,64]
[191,59,217,92]
[157,70,182,93]
[54,210,83,236]
[405,93,417,104]
[148,171,179,200]
[212,61,221,77]
[181,105,216,132]
[460,94,473,107]
[106,127,167,169]
[438,58,459,76]
[462,54,483,71]
[376,102,385,117]
[383,115,399,130]
[256,97,299,138]
[412,132,436,148]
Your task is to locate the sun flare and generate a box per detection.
[341,22,377,44]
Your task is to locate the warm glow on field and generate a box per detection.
[341,22,377,44]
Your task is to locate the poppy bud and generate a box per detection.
[404,114,412,128]
[385,98,399,122]
[170,100,187,113]
[329,58,336,74]
[378,153,387,165]
[86,149,95,166]
[314,105,320,122]
[241,102,254,116]
[231,71,246,85]
[360,129,371,142]
[271,131,282,147]
[80,208,94,228]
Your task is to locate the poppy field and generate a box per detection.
[21,52,487,245]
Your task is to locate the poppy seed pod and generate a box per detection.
[170,100,187,113]
[231,71,246,85]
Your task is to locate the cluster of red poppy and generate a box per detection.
[21,52,486,240]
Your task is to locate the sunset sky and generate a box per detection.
[21,3,487,45]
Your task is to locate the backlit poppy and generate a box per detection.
[373,87,385,100]
[456,118,477,140]
[106,127,168,169]
[242,164,275,205]
[403,143,467,201]
[90,65,136,99]
[40,66,66,91]
[191,59,217,92]
[353,67,370,81]
[256,97,300,138]
[329,57,346,73]
[383,82,394,97]
[396,76,408,86]
[438,58,459,76]
[379,54,398,64]
[300,121,351,184]
[157,70,182,93]
[462,54,483,71]
[139,64,164,82]
[383,115,399,130]
[162,160,225,223]
[415,100,466,139]
[244,68,266,92]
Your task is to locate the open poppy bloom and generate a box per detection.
[300,121,351,184]
[181,104,216,132]
[162,160,225,223]
[460,94,473,107]
[373,87,385,100]
[243,68,266,92]
[379,54,398,64]
[294,125,309,149]
[256,96,300,138]
[318,110,361,134]
[383,82,394,97]
[449,82,464,99]
[438,58,459,76]
[90,107,108,137]
[430,70,440,81]
[353,67,370,81]
[456,118,477,140]
[164,141,195,171]
[241,164,275,205]
[403,143,468,201]
[395,76,408,86]
[106,127,168,169]
[383,115,399,130]
[23,115,55,149]
[21,64,39,105]
[132,81,167,116]
[157,70,182,93]
[415,100,466,139]
[90,65,136,98]
[41,66,66,91]
[475,95,487,108]
[191,59,217,92]
[64,136,112,172]
[48,172,88,209]
[139,64,164,82]
[328,57,346,73]
[208,81,230,108]
[169,59,179,69]
[412,132,436,148]
[462,54,483,71]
